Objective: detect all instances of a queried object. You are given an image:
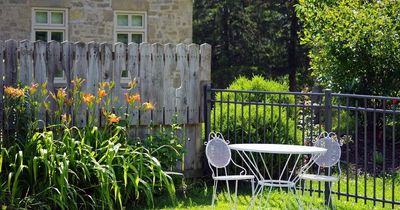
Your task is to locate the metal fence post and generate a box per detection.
[204,84,212,142]
[324,89,332,206]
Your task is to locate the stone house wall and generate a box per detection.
[0,0,193,44]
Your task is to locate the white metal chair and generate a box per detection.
[205,132,255,209]
[299,131,342,209]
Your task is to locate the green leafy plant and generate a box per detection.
[0,79,182,209]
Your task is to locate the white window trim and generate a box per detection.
[31,7,68,41]
[114,11,147,84]
[32,7,68,83]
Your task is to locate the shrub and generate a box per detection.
[297,0,400,96]
[212,75,302,145]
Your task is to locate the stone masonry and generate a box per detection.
[0,0,193,44]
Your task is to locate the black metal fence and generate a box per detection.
[204,85,400,209]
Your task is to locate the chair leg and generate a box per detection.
[226,180,232,209]
[212,180,218,209]
[234,180,238,210]
[251,179,255,197]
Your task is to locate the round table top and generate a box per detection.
[229,143,327,155]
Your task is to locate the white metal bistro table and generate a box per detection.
[229,144,327,209]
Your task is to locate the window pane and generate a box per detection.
[35,31,48,41]
[121,70,128,78]
[117,33,128,44]
[117,15,128,26]
[35,11,48,24]
[131,15,143,27]
[51,32,63,42]
[131,34,142,44]
[55,68,64,78]
[51,12,63,24]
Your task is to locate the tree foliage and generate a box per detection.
[194,0,307,89]
[297,0,400,96]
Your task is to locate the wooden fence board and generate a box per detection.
[113,43,125,117]
[19,40,33,86]
[61,41,74,91]
[139,43,151,125]
[188,44,200,123]
[176,43,189,124]
[47,41,61,112]
[0,41,4,136]
[199,43,212,122]
[73,42,88,126]
[127,43,139,125]
[151,43,164,124]
[34,41,47,85]
[5,40,17,86]
[163,44,177,124]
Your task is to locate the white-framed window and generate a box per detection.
[32,7,68,82]
[114,11,147,80]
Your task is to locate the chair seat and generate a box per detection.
[214,175,255,181]
[299,174,338,182]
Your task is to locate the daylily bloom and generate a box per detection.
[57,88,67,100]
[98,88,107,98]
[4,86,25,98]
[29,83,39,95]
[124,93,140,104]
[82,93,95,105]
[143,102,155,110]
[108,113,120,124]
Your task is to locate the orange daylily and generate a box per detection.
[108,113,120,124]
[4,86,25,98]
[29,83,39,95]
[124,93,141,104]
[57,88,67,100]
[82,93,95,105]
[98,88,107,98]
[143,102,155,110]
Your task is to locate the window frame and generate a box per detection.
[32,7,68,83]
[114,11,147,44]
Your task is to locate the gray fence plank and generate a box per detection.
[151,43,164,124]
[139,43,151,125]
[47,41,61,112]
[5,40,17,86]
[188,44,200,123]
[163,44,177,124]
[127,43,139,125]
[0,41,4,137]
[73,42,88,126]
[176,43,189,124]
[199,43,212,122]
[19,40,33,86]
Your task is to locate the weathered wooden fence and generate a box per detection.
[0,39,211,176]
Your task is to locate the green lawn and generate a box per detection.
[153,173,400,210]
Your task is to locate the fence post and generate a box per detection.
[204,84,211,142]
[324,89,332,206]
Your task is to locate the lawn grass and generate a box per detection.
[152,173,400,210]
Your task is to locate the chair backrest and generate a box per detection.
[205,132,231,168]
[313,132,342,168]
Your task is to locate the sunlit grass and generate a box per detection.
[154,174,400,210]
